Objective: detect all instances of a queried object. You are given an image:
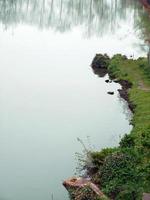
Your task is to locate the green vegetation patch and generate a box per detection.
[84,54,150,200]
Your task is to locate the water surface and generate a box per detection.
[0,0,147,200]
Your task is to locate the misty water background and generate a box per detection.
[0,0,149,199]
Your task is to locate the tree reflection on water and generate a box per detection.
[0,0,142,34]
[0,0,150,57]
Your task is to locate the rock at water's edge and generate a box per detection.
[143,193,150,200]
[91,54,110,69]
[63,177,108,200]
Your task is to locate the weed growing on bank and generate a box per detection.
[78,55,150,200]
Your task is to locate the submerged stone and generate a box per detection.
[107,91,114,95]
[105,79,110,83]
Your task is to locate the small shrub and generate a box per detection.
[92,54,110,68]
[99,152,141,199]
[90,148,117,168]
[141,128,150,149]
[119,134,135,148]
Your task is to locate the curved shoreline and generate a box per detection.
[91,54,135,113]
[64,54,150,200]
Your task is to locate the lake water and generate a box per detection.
[0,0,147,200]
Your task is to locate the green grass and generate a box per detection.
[88,55,150,200]
[108,55,150,129]
[69,54,150,200]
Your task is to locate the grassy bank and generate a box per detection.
[82,55,150,200]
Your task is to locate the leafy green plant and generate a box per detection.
[75,55,150,200]
[99,151,143,199]
[119,134,135,148]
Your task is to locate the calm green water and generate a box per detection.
[0,0,148,200]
